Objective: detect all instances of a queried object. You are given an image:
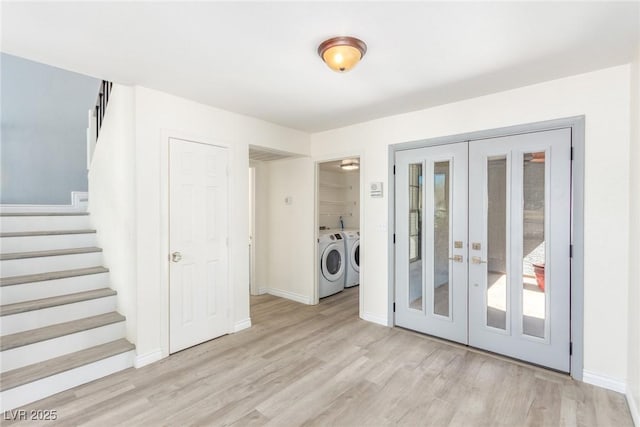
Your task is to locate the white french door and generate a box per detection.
[169,138,229,353]
[395,128,572,372]
[395,142,468,344]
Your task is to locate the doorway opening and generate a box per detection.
[316,158,361,308]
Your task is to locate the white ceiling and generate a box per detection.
[2,2,638,132]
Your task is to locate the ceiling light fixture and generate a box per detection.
[318,36,367,73]
[339,160,360,171]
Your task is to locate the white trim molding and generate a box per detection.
[267,288,312,305]
[583,370,626,394]
[627,391,639,427]
[257,287,268,295]
[134,349,163,368]
[361,311,390,327]
[233,318,252,333]
[0,191,88,213]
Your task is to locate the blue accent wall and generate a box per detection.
[1,53,100,204]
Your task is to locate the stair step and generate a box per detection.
[0,231,99,255]
[0,229,96,237]
[0,266,109,287]
[0,212,89,217]
[0,339,134,392]
[1,312,125,352]
[1,288,116,316]
[1,215,91,233]
[0,247,102,261]
[0,250,103,276]
[0,344,134,412]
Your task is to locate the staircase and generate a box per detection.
[0,212,134,412]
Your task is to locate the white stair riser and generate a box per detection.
[1,233,97,253]
[1,252,103,277]
[0,216,91,233]
[1,322,126,372]
[0,350,134,412]
[1,296,117,335]
[0,273,109,304]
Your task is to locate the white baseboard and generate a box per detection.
[627,391,639,427]
[0,191,88,213]
[258,287,268,295]
[267,288,312,305]
[134,348,163,368]
[583,370,626,394]
[361,311,390,327]
[233,318,252,332]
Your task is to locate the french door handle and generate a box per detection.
[449,255,463,263]
[171,252,183,263]
[471,256,487,264]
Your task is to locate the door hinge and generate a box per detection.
[570,147,574,160]
[570,244,573,258]
[393,233,396,244]
[393,302,396,312]
[569,342,573,355]
[393,165,396,175]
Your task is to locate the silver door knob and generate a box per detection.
[471,256,487,264]
[171,252,182,263]
[449,255,463,263]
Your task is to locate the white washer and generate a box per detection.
[341,230,360,287]
[318,232,346,298]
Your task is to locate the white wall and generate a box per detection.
[1,53,100,204]
[627,44,640,424]
[266,157,315,304]
[310,65,631,385]
[87,85,137,343]
[132,87,309,361]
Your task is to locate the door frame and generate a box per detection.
[248,166,258,296]
[313,151,364,315]
[159,130,233,358]
[388,116,585,380]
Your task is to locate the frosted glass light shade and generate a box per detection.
[318,36,367,73]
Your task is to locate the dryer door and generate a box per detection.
[351,240,360,273]
[322,243,345,281]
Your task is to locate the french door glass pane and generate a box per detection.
[523,152,546,338]
[487,156,507,330]
[408,163,423,311]
[433,161,450,317]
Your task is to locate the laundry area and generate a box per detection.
[317,158,360,300]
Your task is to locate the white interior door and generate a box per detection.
[394,128,572,372]
[169,138,229,353]
[395,142,468,344]
[468,129,571,372]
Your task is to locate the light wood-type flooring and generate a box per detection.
[2,287,632,426]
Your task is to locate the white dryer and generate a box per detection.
[341,230,360,287]
[318,232,346,298]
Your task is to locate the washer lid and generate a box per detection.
[322,243,344,282]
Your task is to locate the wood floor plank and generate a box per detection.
[1,287,633,426]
